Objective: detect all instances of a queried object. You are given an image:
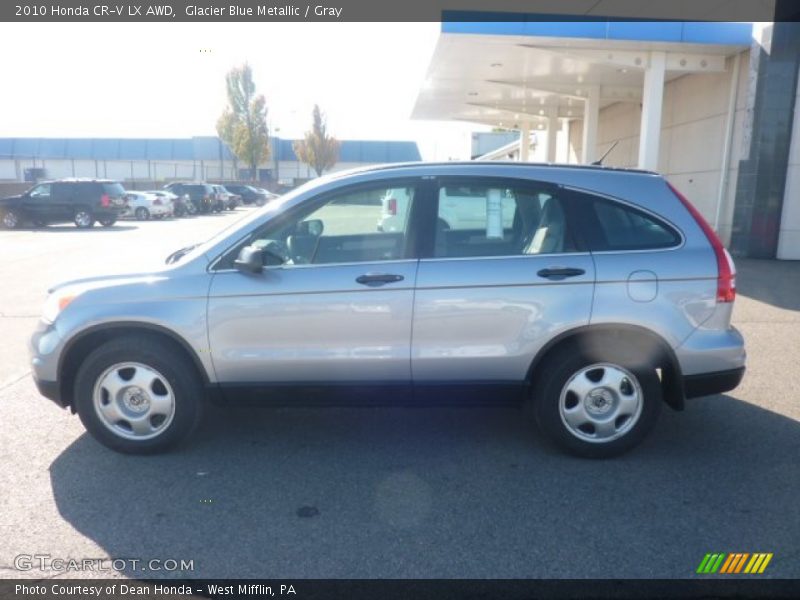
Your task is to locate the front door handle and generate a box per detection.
[537,267,586,280]
[356,273,404,286]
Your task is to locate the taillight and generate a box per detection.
[667,182,735,303]
[101,193,110,207]
[387,198,397,215]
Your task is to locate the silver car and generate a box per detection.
[29,162,745,457]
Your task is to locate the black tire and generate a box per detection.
[174,205,186,218]
[98,217,116,227]
[74,209,95,229]
[74,335,204,454]
[1,208,22,229]
[135,207,150,221]
[526,340,662,458]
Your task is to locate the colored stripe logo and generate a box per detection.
[697,553,772,574]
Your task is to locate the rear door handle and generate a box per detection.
[356,273,404,286]
[537,267,586,279]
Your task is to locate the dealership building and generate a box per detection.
[413,17,800,260]
[0,136,421,188]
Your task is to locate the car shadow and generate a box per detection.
[736,258,800,311]
[49,395,800,579]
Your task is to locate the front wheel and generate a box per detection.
[527,344,661,458]
[135,207,150,221]
[74,209,95,228]
[1,208,22,229]
[74,336,204,454]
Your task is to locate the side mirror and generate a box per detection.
[234,245,264,273]
[297,219,324,237]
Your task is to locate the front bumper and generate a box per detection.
[29,320,67,407]
[33,375,64,407]
[684,367,745,399]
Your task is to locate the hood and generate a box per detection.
[47,272,167,295]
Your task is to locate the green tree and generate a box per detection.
[293,105,340,176]
[216,63,269,179]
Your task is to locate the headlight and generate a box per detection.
[42,291,79,323]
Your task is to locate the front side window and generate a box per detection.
[221,183,416,268]
[433,181,575,258]
[29,184,51,198]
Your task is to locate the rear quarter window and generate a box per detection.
[102,183,125,197]
[579,195,682,251]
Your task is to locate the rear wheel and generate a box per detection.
[1,208,22,229]
[527,342,661,458]
[74,336,204,454]
[74,209,94,228]
[135,207,150,221]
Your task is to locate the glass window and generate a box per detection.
[225,184,415,267]
[433,182,574,258]
[584,197,681,251]
[29,184,51,198]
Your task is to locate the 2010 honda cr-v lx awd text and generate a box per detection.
[29,163,745,458]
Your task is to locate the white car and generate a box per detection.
[378,185,517,233]
[122,191,173,221]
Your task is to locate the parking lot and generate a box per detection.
[0,210,798,580]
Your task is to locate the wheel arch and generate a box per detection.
[526,323,685,410]
[58,322,211,412]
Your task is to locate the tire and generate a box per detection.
[74,335,204,454]
[98,217,116,227]
[1,208,22,229]
[527,341,662,458]
[174,205,186,218]
[135,207,150,221]
[74,209,95,229]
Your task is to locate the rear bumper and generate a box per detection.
[683,367,745,399]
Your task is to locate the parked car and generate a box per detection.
[254,187,280,203]
[30,162,745,457]
[223,184,267,206]
[122,191,173,221]
[146,191,182,216]
[1,178,126,229]
[213,185,241,210]
[162,182,214,214]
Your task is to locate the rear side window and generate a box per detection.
[433,181,576,258]
[578,195,681,251]
[102,183,125,197]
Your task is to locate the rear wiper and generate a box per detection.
[165,244,198,264]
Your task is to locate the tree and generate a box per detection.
[293,105,340,177]
[216,63,269,179]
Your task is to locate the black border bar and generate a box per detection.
[3,579,800,599]
[0,0,781,23]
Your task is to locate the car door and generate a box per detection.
[21,183,53,221]
[411,176,596,384]
[207,179,423,386]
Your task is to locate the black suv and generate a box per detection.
[163,182,215,214]
[223,184,267,206]
[0,179,126,229]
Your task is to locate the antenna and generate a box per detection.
[592,140,619,166]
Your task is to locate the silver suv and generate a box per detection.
[29,163,745,457]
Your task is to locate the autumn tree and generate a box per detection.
[293,105,340,176]
[216,63,269,179]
